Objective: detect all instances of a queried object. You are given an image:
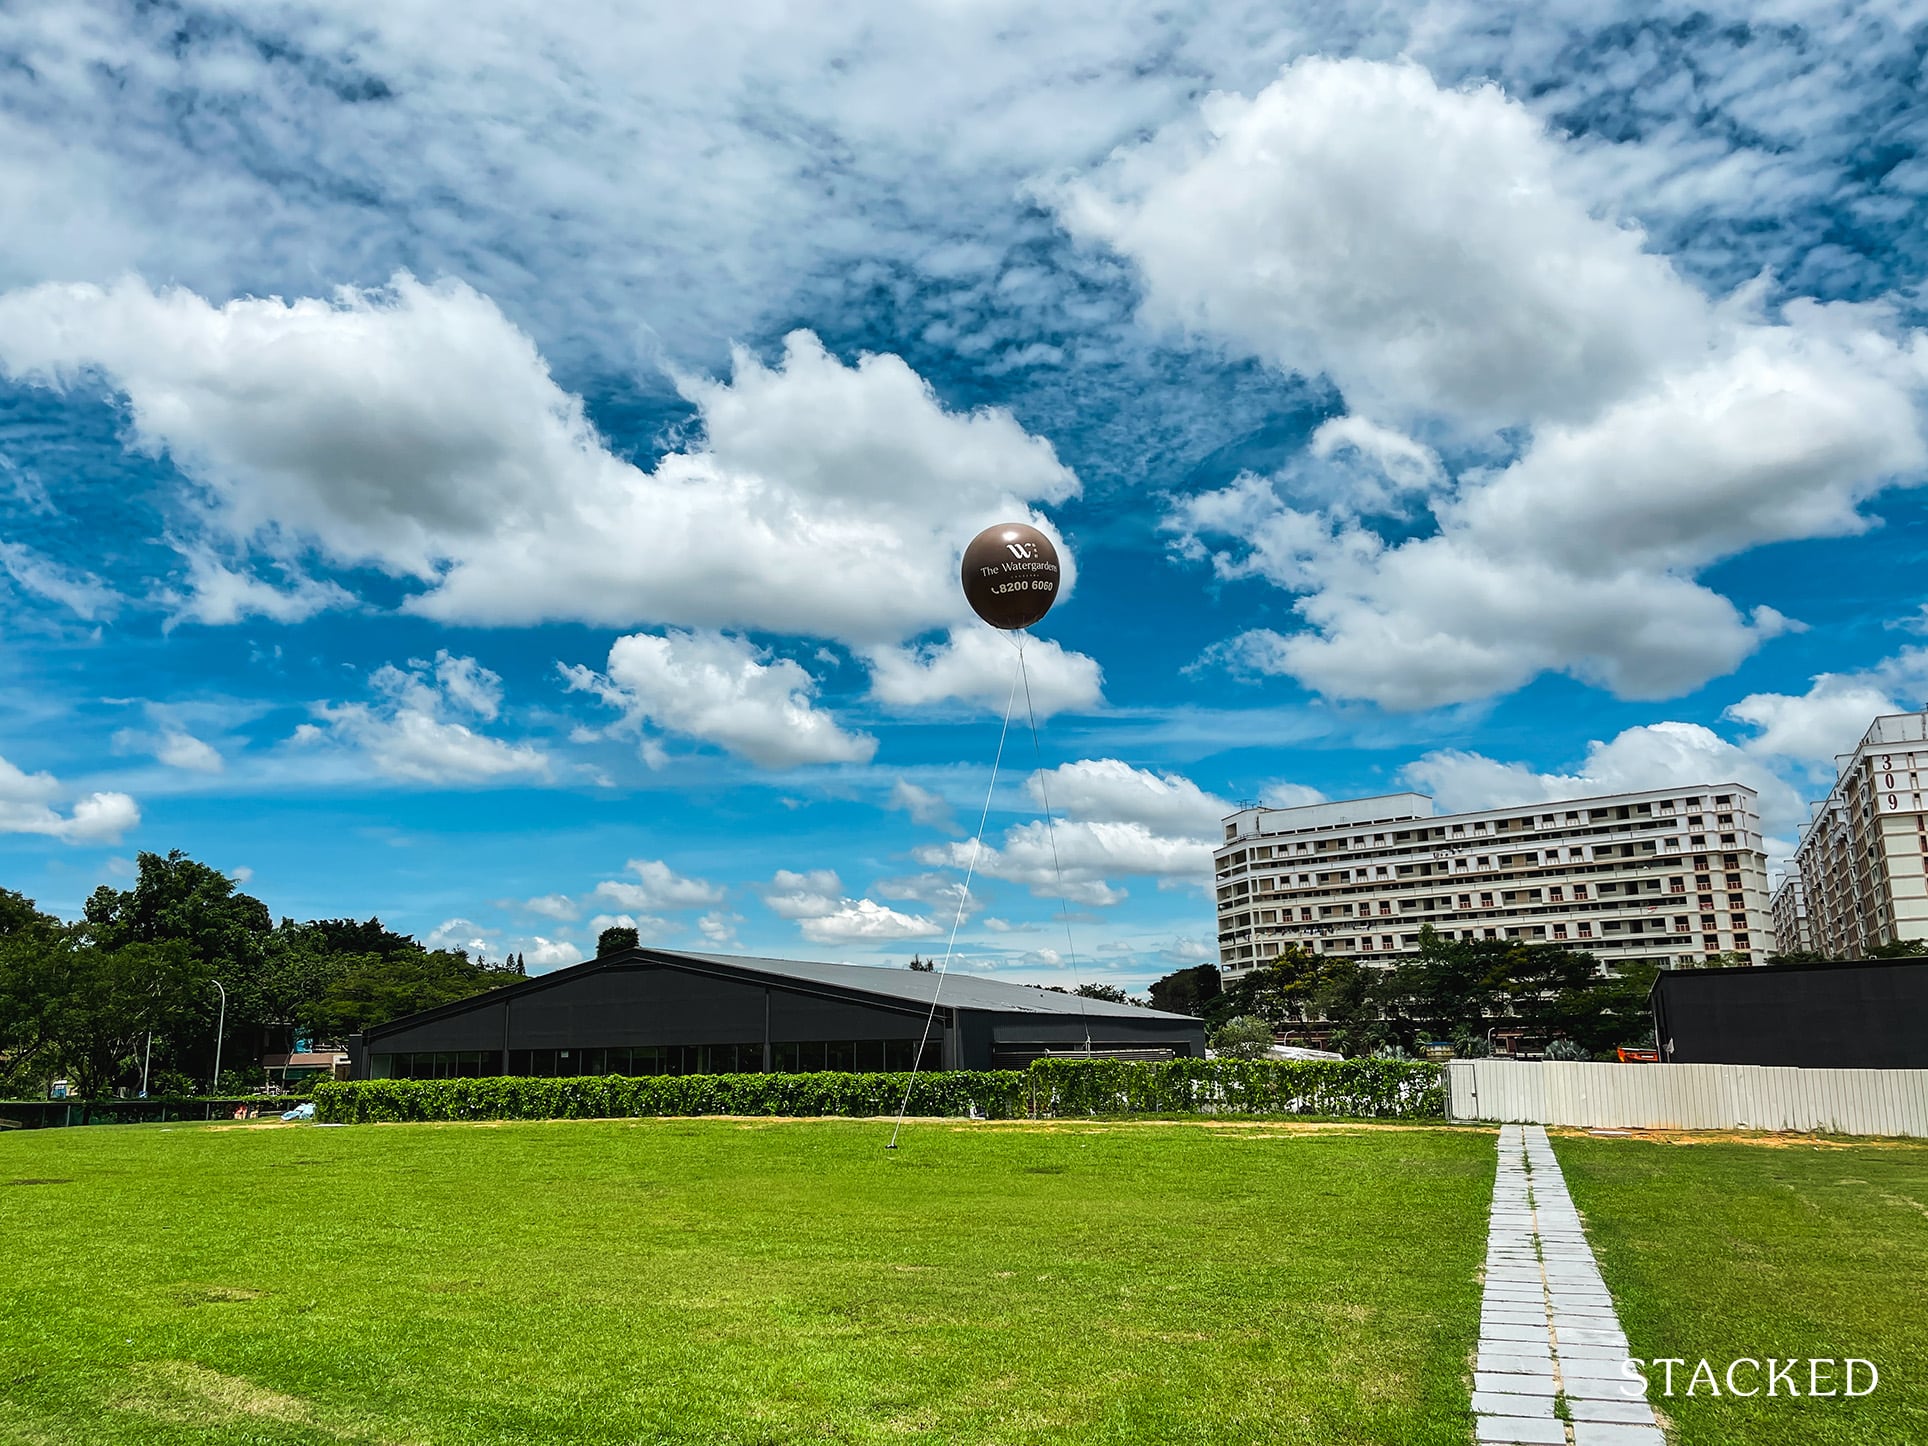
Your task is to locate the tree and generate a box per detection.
[1211,945,1331,1029]
[1074,982,1134,1004]
[908,954,933,972]
[597,926,639,956]
[1208,1015,1274,1059]
[313,949,511,1037]
[28,933,208,1097]
[1148,963,1220,1018]
[84,851,275,1079]
[1307,958,1387,1057]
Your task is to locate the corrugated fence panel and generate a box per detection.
[1444,1060,1928,1138]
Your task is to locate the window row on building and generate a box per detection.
[1214,786,1774,975]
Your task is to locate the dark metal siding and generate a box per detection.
[1653,961,1928,1068]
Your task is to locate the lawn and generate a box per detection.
[1555,1132,1928,1446]
[1,1118,1494,1445]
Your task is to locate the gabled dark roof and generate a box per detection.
[360,946,1196,1041]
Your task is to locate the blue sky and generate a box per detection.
[2,2,1925,989]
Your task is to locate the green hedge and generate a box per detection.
[311,1059,1444,1124]
[1029,1057,1444,1119]
[310,1070,1031,1124]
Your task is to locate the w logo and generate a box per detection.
[1005,542,1036,559]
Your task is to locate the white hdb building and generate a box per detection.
[1786,711,1928,959]
[1214,786,1775,978]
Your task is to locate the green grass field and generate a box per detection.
[0,1118,1494,1446]
[1555,1132,1928,1446]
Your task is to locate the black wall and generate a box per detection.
[356,956,1207,1077]
[1653,960,1928,1069]
[366,960,946,1072]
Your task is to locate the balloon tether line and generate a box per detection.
[1015,633,1092,1055]
[886,651,1023,1151]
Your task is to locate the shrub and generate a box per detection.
[311,1070,1031,1125]
[310,1058,1447,1126]
[1027,1057,1444,1119]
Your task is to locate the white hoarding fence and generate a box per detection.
[1445,1059,1928,1139]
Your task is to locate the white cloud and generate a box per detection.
[1261,780,1325,808]
[761,867,942,943]
[696,910,743,949]
[866,628,1103,718]
[1057,57,1712,431]
[154,731,225,774]
[908,758,1229,906]
[1075,58,1927,709]
[0,541,117,621]
[887,778,959,834]
[587,912,676,944]
[293,653,550,785]
[762,869,846,920]
[521,937,584,970]
[0,278,1079,645]
[591,859,725,912]
[916,816,1214,907]
[112,726,226,775]
[564,629,874,770]
[161,549,354,627]
[0,753,140,844]
[1724,649,1928,766]
[1030,758,1230,839]
[425,918,493,956]
[522,894,580,922]
[795,899,943,944]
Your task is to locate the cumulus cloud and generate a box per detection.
[591,858,725,912]
[866,628,1103,718]
[521,894,580,922]
[887,778,959,834]
[696,910,743,949]
[1070,58,1928,709]
[293,652,550,784]
[0,278,1079,644]
[587,911,675,944]
[1724,648,1928,767]
[1029,758,1230,838]
[563,629,874,769]
[521,937,584,970]
[912,757,1230,905]
[761,868,940,943]
[425,918,493,956]
[0,753,140,844]
[1057,57,1710,430]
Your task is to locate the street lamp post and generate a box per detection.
[210,980,228,1096]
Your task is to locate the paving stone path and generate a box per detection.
[1474,1124,1665,1446]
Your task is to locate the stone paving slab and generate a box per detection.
[1470,1390,1557,1418]
[1473,1125,1657,1446]
[1476,1417,1567,1444]
[1570,1423,1665,1446]
[1476,1371,1557,1397]
[1568,1398,1658,1425]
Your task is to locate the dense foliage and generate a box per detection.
[1,854,520,1096]
[312,1070,1033,1123]
[312,1057,1445,1124]
[1029,1057,1444,1119]
[1152,930,1662,1058]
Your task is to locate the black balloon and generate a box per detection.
[961,522,1061,631]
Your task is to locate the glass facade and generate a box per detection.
[372,1037,941,1080]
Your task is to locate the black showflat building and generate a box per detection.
[346,947,1206,1080]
